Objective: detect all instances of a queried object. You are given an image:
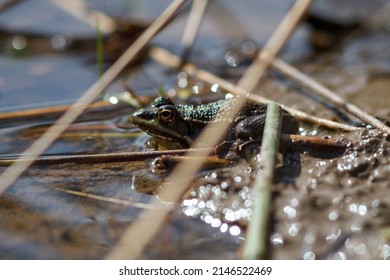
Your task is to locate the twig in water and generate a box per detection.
[0,0,188,195]
[56,188,163,210]
[281,134,348,150]
[0,149,212,166]
[242,102,282,260]
[105,0,313,260]
[0,100,127,127]
[271,58,390,134]
[0,100,108,121]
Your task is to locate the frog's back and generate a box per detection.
[178,98,266,123]
[177,99,228,123]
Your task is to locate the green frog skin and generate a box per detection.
[130,96,299,150]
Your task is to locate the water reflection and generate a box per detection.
[380,244,390,260]
[333,251,347,260]
[290,198,299,207]
[12,35,27,50]
[303,251,315,260]
[271,233,284,245]
[326,228,341,244]
[328,210,339,221]
[345,236,367,257]
[348,203,368,216]
[177,72,188,88]
[229,225,241,236]
[304,233,315,244]
[220,223,228,233]
[283,205,297,220]
[224,50,240,67]
[181,167,252,237]
[288,222,302,237]
[50,35,67,50]
[350,224,362,233]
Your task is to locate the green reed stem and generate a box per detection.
[242,102,282,260]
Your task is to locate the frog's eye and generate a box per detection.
[157,107,177,123]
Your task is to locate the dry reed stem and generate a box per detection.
[0,0,188,196]
[180,0,209,63]
[149,46,359,131]
[51,0,117,34]
[0,135,344,166]
[56,189,164,210]
[0,100,116,121]
[282,134,348,150]
[0,149,212,166]
[271,58,390,134]
[105,0,313,260]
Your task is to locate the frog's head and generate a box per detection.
[130,97,193,148]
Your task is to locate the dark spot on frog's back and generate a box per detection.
[151,96,174,107]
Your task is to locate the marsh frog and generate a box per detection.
[130,96,299,154]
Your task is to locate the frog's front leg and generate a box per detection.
[235,114,267,141]
[218,115,266,161]
[231,113,300,159]
[151,155,231,173]
[212,115,267,160]
[234,112,299,146]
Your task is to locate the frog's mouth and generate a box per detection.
[130,116,193,147]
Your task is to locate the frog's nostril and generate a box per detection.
[133,110,154,120]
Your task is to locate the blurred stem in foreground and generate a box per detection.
[0,0,25,13]
[96,18,104,78]
[241,102,282,260]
